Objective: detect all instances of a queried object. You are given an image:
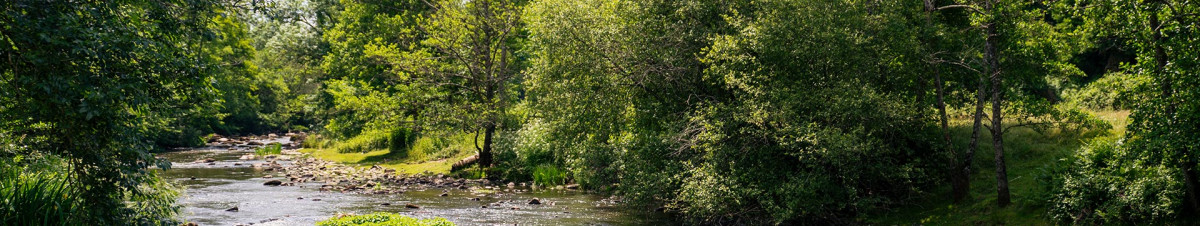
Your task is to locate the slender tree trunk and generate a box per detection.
[1149,4,1200,213]
[480,123,495,167]
[480,85,497,167]
[924,0,968,202]
[967,65,986,202]
[982,0,1010,207]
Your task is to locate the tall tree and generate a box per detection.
[411,0,526,167]
[0,0,221,222]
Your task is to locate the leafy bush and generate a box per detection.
[1062,72,1150,110]
[1049,136,1182,224]
[317,213,455,226]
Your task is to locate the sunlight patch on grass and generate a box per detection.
[867,109,1125,225]
[301,132,479,175]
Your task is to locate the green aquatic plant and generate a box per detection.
[317,212,455,226]
[256,143,283,156]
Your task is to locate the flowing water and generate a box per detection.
[154,137,673,225]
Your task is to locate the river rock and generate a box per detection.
[565,184,580,190]
[268,133,278,137]
[263,180,283,186]
[218,138,230,142]
[440,193,449,197]
[528,198,541,205]
[405,203,420,209]
[225,207,238,212]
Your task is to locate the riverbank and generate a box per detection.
[157,134,669,225]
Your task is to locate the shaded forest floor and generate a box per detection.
[867,110,1129,225]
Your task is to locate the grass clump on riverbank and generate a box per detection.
[255,143,282,156]
[302,132,477,175]
[317,212,454,226]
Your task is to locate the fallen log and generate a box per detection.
[450,154,480,172]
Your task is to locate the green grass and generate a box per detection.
[0,169,82,225]
[866,110,1128,225]
[317,212,454,226]
[532,164,567,186]
[255,143,282,156]
[302,132,478,175]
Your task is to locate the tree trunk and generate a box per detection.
[983,0,1010,207]
[479,123,495,167]
[924,0,968,202]
[1149,4,1200,213]
[967,53,987,205]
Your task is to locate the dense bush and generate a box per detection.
[317,213,454,226]
[1049,137,1182,224]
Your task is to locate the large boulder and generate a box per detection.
[263,180,283,186]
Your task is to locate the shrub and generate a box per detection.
[1048,136,1182,224]
[316,212,455,226]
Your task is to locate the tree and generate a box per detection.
[410,0,526,167]
[926,0,1094,206]
[1,0,221,222]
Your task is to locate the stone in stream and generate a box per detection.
[405,203,420,209]
[439,193,449,197]
[565,184,580,190]
[528,198,542,205]
[263,180,283,186]
[225,207,238,212]
[380,203,391,206]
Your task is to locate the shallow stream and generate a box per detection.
[155,137,672,225]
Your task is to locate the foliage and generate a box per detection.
[1049,136,1181,224]
[531,164,567,186]
[0,166,82,225]
[317,212,455,226]
[0,0,214,223]
[1062,72,1150,110]
[256,143,283,156]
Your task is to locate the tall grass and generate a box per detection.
[0,170,82,225]
[317,212,455,226]
[255,143,283,156]
[532,164,567,186]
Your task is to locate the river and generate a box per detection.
[154,136,673,225]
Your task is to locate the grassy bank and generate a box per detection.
[867,110,1129,224]
[301,132,477,175]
